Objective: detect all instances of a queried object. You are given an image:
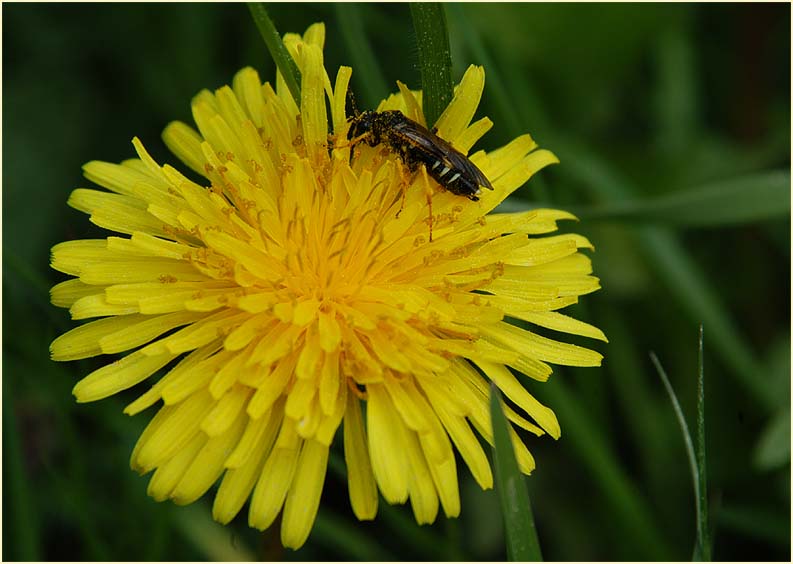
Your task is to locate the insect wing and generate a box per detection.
[393,119,494,191]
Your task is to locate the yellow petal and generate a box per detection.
[213,409,278,523]
[281,440,329,549]
[317,311,342,352]
[343,394,378,520]
[366,383,409,503]
[51,279,104,309]
[509,310,608,342]
[160,345,229,405]
[435,65,485,140]
[247,358,294,419]
[162,121,206,175]
[72,349,179,403]
[318,350,341,416]
[403,427,439,525]
[147,433,206,501]
[331,66,353,135]
[249,424,301,530]
[70,294,139,319]
[201,385,253,437]
[300,43,328,157]
[82,159,155,197]
[134,391,215,473]
[171,410,247,505]
[424,387,493,489]
[475,360,560,439]
[426,449,460,518]
[98,311,205,354]
[482,321,603,367]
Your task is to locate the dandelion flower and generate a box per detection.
[50,23,605,549]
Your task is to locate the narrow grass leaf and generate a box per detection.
[335,4,390,110]
[573,171,790,227]
[649,351,702,559]
[695,326,712,561]
[247,3,301,104]
[489,384,543,561]
[409,3,453,127]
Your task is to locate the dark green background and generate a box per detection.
[4,3,790,561]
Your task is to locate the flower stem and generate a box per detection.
[490,384,543,561]
[409,3,453,127]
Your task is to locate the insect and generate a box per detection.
[346,109,494,201]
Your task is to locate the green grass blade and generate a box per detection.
[409,3,453,126]
[696,326,712,561]
[489,384,543,561]
[649,351,703,560]
[650,327,712,561]
[335,4,390,110]
[573,170,790,226]
[247,3,301,104]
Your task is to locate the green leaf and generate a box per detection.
[573,171,791,227]
[247,3,301,104]
[489,384,543,561]
[409,3,453,127]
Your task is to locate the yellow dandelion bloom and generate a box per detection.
[50,23,605,549]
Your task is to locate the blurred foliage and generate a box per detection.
[3,3,790,561]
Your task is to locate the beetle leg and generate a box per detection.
[394,156,411,219]
[418,166,435,242]
[336,132,370,150]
